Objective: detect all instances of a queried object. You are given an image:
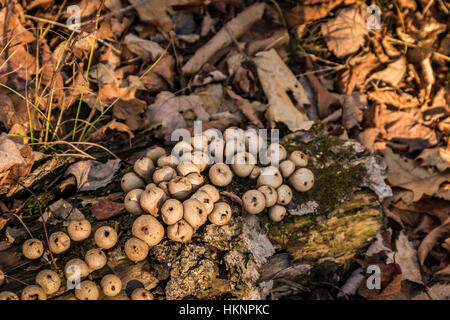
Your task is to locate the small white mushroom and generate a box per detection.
[101,274,122,297]
[192,189,214,214]
[207,138,225,160]
[186,172,204,190]
[172,141,193,161]
[140,186,166,216]
[223,126,244,141]
[257,166,283,189]
[209,163,233,187]
[289,168,315,192]
[208,202,232,226]
[146,146,166,163]
[161,199,184,225]
[133,156,155,182]
[94,226,118,250]
[21,285,47,300]
[35,269,61,295]
[156,154,179,168]
[167,219,194,242]
[249,166,261,180]
[191,134,208,151]
[177,162,200,176]
[242,190,266,214]
[75,280,99,300]
[191,151,210,172]
[257,185,278,207]
[65,258,90,280]
[289,150,308,167]
[168,176,192,200]
[277,184,293,205]
[268,205,287,222]
[244,129,264,155]
[224,139,245,163]
[231,152,256,178]
[279,160,295,178]
[266,143,287,164]
[85,248,107,271]
[22,239,44,260]
[183,198,207,229]
[124,189,145,216]
[0,291,19,300]
[152,166,177,184]
[198,184,220,203]
[132,215,165,247]
[131,288,154,300]
[121,172,145,193]
[49,231,71,254]
[124,237,149,262]
[67,219,91,241]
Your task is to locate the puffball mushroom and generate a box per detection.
[257,166,283,189]
[21,285,47,300]
[268,205,287,222]
[177,162,200,176]
[158,181,170,197]
[124,189,145,216]
[209,163,233,187]
[249,166,261,180]
[191,134,208,151]
[224,139,245,163]
[153,166,177,184]
[242,190,266,214]
[0,291,19,300]
[167,219,194,242]
[140,186,166,216]
[94,226,118,250]
[157,154,179,168]
[49,231,71,254]
[277,185,293,205]
[168,176,192,199]
[289,168,315,192]
[85,248,107,271]
[131,288,154,300]
[146,146,166,163]
[289,150,308,167]
[35,269,61,295]
[22,238,44,260]
[133,156,155,182]
[279,160,295,178]
[244,129,264,155]
[208,202,232,226]
[161,199,184,225]
[231,152,256,178]
[257,185,278,207]
[198,184,220,202]
[101,274,122,297]
[186,172,204,190]
[132,215,165,246]
[266,143,287,164]
[223,126,244,141]
[65,258,90,279]
[75,280,99,300]
[192,189,214,214]
[121,172,145,193]
[67,219,91,241]
[192,151,210,172]
[208,138,225,159]
[172,141,193,161]
[183,198,207,229]
[124,237,149,262]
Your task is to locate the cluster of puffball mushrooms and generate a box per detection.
[0,127,314,300]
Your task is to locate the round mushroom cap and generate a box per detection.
[167,219,194,242]
[268,205,287,222]
[124,189,145,216]
[22,238,44,260]
[244,129,264,155]
[65,258,90,280]
[186,172,204,190]
[140,185,166,216]
[279,160,295,178]
[101,274,122,297]
[168,176,192,200]
[75,280,99,300]
[289,150,308,167]
[132,215,165,247]
[257,185,278,207]
[266,143,287,164]
[21,285,47,300]
[121,172,145,193]
[242,190,266,214]
[0,291,19,300]
[124,237,149,262]
[183,198,207,229]
[289,168,315,192]
[161,199,184,225]
[209,163,233,187]
[192,189,214,214]
[191,151,210,172]
[36,269,61,295]
[249,166,261,180]
[224,139,245,163]
[94,226,118,250]
[67,219,92,241]
[85,248,107,271]
[158,181,170,197]
[156,154,179,168]
[231,152,256,178]
[277,184,293,205]
[131,288,154,300]
[257,166,283,189]
[49,231,71,254]
[152,166,176,184]
[198,184,220,203]
[177,162,200,176]
[208,202,232,226]
[207,138,225,160]
[191,134,208,151]
[172,141,193,161]
[223,126,244,141]
[133,156,155,182]
[146,146,166,163]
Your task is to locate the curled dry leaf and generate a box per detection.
[305,68,341,119]
[337,54,380,95]
[91,198,126,220]
[285,0,344,27]
[417,147,450,172]
[365,56,407,87]
[417,217,450,269]
[87,121,135,143]
[65,159,121,192]
[225,88,264,128]
[123,34,164,61]
[367,91,420,110]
